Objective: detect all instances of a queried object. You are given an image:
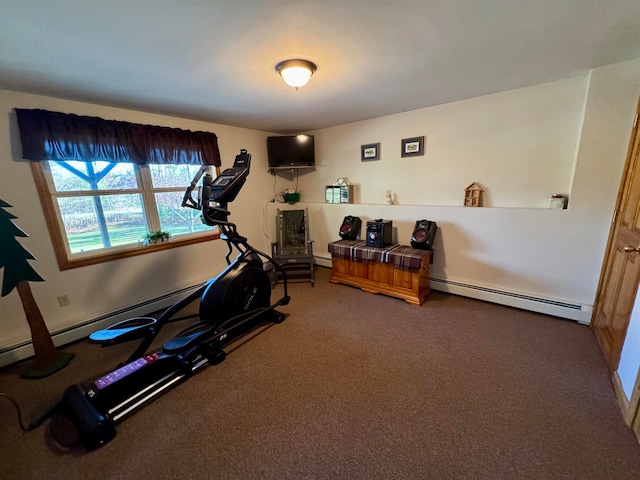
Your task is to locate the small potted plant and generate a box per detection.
[143,230,172,245]
[283,189,301,204]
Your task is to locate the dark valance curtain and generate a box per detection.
[15,108,221,166]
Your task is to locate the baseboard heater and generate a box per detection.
[0,282,205,369]
[429,277,592,324]
[315,255,591,324]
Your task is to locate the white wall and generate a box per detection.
[267,59,640,322]
[303,75,587,208]
[1,57,640,359]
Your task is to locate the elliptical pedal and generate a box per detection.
[89,317,157,345]
[163,321,216,354]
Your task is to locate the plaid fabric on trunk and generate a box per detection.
[387,245,429,271]
[328,240,430,272]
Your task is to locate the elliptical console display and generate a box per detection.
[206,148,250,204]
[59,149,290,450]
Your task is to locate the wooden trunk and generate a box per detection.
[329,252,431,306]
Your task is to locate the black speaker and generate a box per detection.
[339,215,361,240]
[411,220,437,250]
[366,219,393,248]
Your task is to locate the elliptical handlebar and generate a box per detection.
[181,165,208,210]
[201,200,232,227]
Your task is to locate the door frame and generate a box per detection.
[612,369,640,426]
[592,99,640,369]
[594,97,640,435]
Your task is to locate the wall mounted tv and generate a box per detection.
[267,135,315,168]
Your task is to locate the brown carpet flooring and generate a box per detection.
[1,266,640,479]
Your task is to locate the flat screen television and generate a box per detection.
[267,135,315,168]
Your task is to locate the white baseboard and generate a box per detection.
[315,255,592,324]
[0,283,204,369]
[1,257,593,368]
[429,277,592,324]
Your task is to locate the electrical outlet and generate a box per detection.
[57,294,71,307]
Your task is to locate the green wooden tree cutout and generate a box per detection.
[0,199,74,378]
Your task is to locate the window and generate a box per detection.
[31,161,220,270]
[16,108,224,270]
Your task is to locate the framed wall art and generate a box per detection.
[361,143,380,161]
[401,136,424,157]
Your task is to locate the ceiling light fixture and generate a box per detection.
[275,59,317,90]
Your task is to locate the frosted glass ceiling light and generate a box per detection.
[275,59,317,90]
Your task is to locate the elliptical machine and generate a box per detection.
[60,149,290,450]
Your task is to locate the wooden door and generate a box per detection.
[592,100,640,372]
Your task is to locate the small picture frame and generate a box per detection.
[401,136,424,157]
[361,143,380,161]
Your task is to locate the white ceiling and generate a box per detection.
[1,1,640,134]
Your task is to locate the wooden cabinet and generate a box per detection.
[328,241,431,306]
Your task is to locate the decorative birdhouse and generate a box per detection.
[464,182,484,207]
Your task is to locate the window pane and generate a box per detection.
[50,161,138,192]
[155,191,211,235]
[149,164,204,188]
[58,194,147,253]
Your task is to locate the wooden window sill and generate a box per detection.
[57,232,221,270]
